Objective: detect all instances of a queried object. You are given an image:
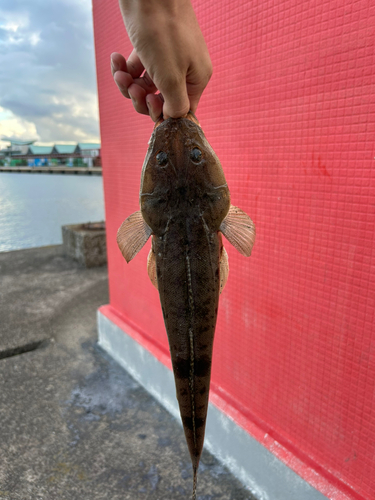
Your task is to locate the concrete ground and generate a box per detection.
[0,246,256,500]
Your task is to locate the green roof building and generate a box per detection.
[0,138,101,167]
[77,143,101,151]
[52,144,77,155]
[27,146,53,155]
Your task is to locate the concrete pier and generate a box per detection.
[0,166,102,175]
[0,245,255,500]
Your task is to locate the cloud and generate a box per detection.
[0,0,100,144]
[0,107,39,149]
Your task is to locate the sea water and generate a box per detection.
[0,173,105,252]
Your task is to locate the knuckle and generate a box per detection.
[158,71,184,91]
[143,72,155,89]
[203,59,213,84]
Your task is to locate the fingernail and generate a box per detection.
[128,87,136,103]
[111,57,119,73]
[146,100,154,120]
[116,79,126,91]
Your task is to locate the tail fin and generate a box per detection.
[192,465,198,500]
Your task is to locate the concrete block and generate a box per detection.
[62,222,106,267]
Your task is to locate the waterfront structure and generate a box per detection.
[76,143,101,167]
[92,1,375,500]
[0,138,101,167]
[49,144,78,167]
[27,146,53,166]
[0,138,36,164]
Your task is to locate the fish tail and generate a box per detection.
[192,465,198,500]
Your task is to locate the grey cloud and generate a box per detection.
[1,99,71,121]
[0,27,11,41]
[0,0,100,142]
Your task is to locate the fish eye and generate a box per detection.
[156,151,168,166]
[190,147,202,163]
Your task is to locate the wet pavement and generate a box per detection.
[0,246,256,500]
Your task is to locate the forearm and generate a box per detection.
[119,0,200,51]
[119,0,192,18]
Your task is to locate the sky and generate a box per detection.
[0,0,100,149]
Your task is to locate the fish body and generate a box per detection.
[117,114,255,498]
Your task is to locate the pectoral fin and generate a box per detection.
[117,211,152,263]
[147,243,158,289]
[219,247,229,294]
[220,205,256,257]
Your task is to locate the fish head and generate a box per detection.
[140,114,230,236]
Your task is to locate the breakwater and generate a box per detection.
[0,166,102,175]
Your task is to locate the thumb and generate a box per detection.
[185,86,203,116]
[160,79,190,119]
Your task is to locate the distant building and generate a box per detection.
[49,144,77,167]
[0,138,101,167]
[26,146,53,166]
[76,143,101,167]
[52,145,76,155]
[0,138,37,165]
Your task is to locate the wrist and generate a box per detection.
[120,0,199,56]
[120,0,193,18]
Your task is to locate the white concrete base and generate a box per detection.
[98,309,329,500]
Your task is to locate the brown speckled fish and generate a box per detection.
[117,113,255,499]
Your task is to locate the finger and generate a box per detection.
[161,79,190,119]
[110,52,127,76]
[128,83,149,115]
[126,49,145,79]
[146,94,164,122]
[114,71,158,101]
[133,71,158,96]
[113,71,134,99]
[186,85,203,116]
[186,66,213,115]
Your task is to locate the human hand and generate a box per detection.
[111,0,212,122]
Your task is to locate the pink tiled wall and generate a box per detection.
[93,1,375,498]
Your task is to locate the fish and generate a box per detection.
[117,113,255,499]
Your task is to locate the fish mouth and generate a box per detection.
[154,111,200,129]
